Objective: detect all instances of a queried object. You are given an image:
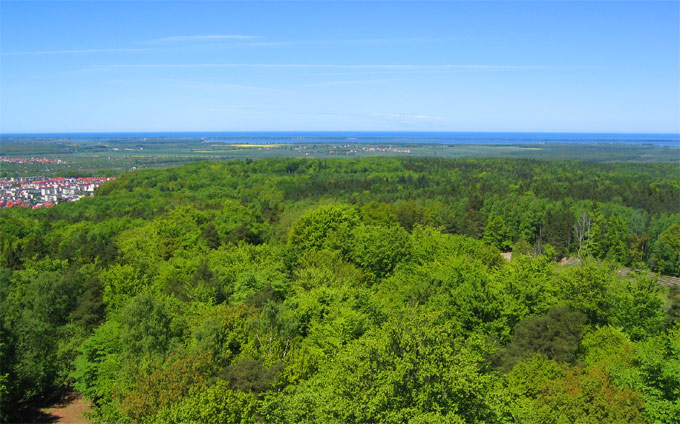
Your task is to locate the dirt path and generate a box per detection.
[617,266,680,287]
[38,393,92,424]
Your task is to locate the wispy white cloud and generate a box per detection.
[139,35,261,44]
[0,36,461,57]
[2,47,153,56]
[382,113,445,122]
[2,35,264,56]
[78,63,546,72]
[306,36,456,45]
[301,78,406,87]
[173,79,289,94]
[140,35,453,47]
[1,43,282,56]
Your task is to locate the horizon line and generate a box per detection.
[2,130,679,136]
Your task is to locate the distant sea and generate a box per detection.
[3,132,679,146]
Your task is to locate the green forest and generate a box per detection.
[1,157,679,423]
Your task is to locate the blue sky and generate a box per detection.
[1,1,678,133]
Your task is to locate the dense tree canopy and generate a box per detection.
[0,158,678,422]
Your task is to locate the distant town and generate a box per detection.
[289,144,412,154]
[1,156,65,164]
[0,176,115,209]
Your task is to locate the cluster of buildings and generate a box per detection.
[0,156,65,164]
[0,176,115,209]
[290,144,413,155]
[351,146,412,154]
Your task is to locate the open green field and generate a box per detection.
[1,136,678,177]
